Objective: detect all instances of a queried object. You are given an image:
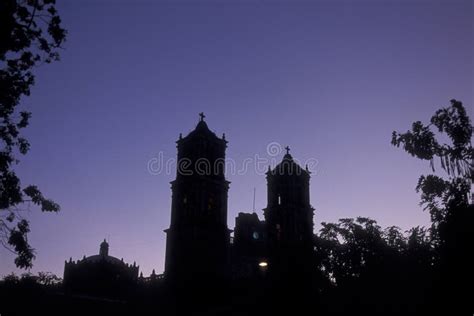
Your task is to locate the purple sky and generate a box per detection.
[1,0,472,277]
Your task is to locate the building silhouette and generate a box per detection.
[62,113,317,297]
[63,239,139,298]
[231,148,315,286]
[231,212,267,280]
[164,113,231,287]
[162,114,315,287]
[263,148,315,287]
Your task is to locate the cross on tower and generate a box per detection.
[199,112,206,122]
[285,146,290,155]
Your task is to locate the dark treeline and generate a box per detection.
[311,100,473,316]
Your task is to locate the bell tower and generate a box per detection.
[263,147,315,283]
[164,113,230,286]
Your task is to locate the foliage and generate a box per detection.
[317,217,433,286]
[392,100,472,242]
[391,99,473,313]
[1,271,61,286]
[315,217,435,315]
[37,271,61,285]
[391,99,472,179]
[0,0,66,268]
[313,100,472,314]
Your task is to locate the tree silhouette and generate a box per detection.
[392,99,473,314]
[313,100,473,314]
[0,0,66,268]
[392,99,472,250]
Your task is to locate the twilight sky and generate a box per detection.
[1,0,472,277]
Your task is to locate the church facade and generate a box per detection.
[63,113,316,294]
[164,114,316,286]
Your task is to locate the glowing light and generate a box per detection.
[258,261,268,267]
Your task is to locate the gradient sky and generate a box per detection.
[1,0,472,278]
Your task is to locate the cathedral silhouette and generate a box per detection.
[63,240,139,297]
[64,113,316,297]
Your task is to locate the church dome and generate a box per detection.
[75,240,126,267]
[81,254,124,266]
[63,240,140,298]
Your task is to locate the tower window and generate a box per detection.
[278,194,281,205]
